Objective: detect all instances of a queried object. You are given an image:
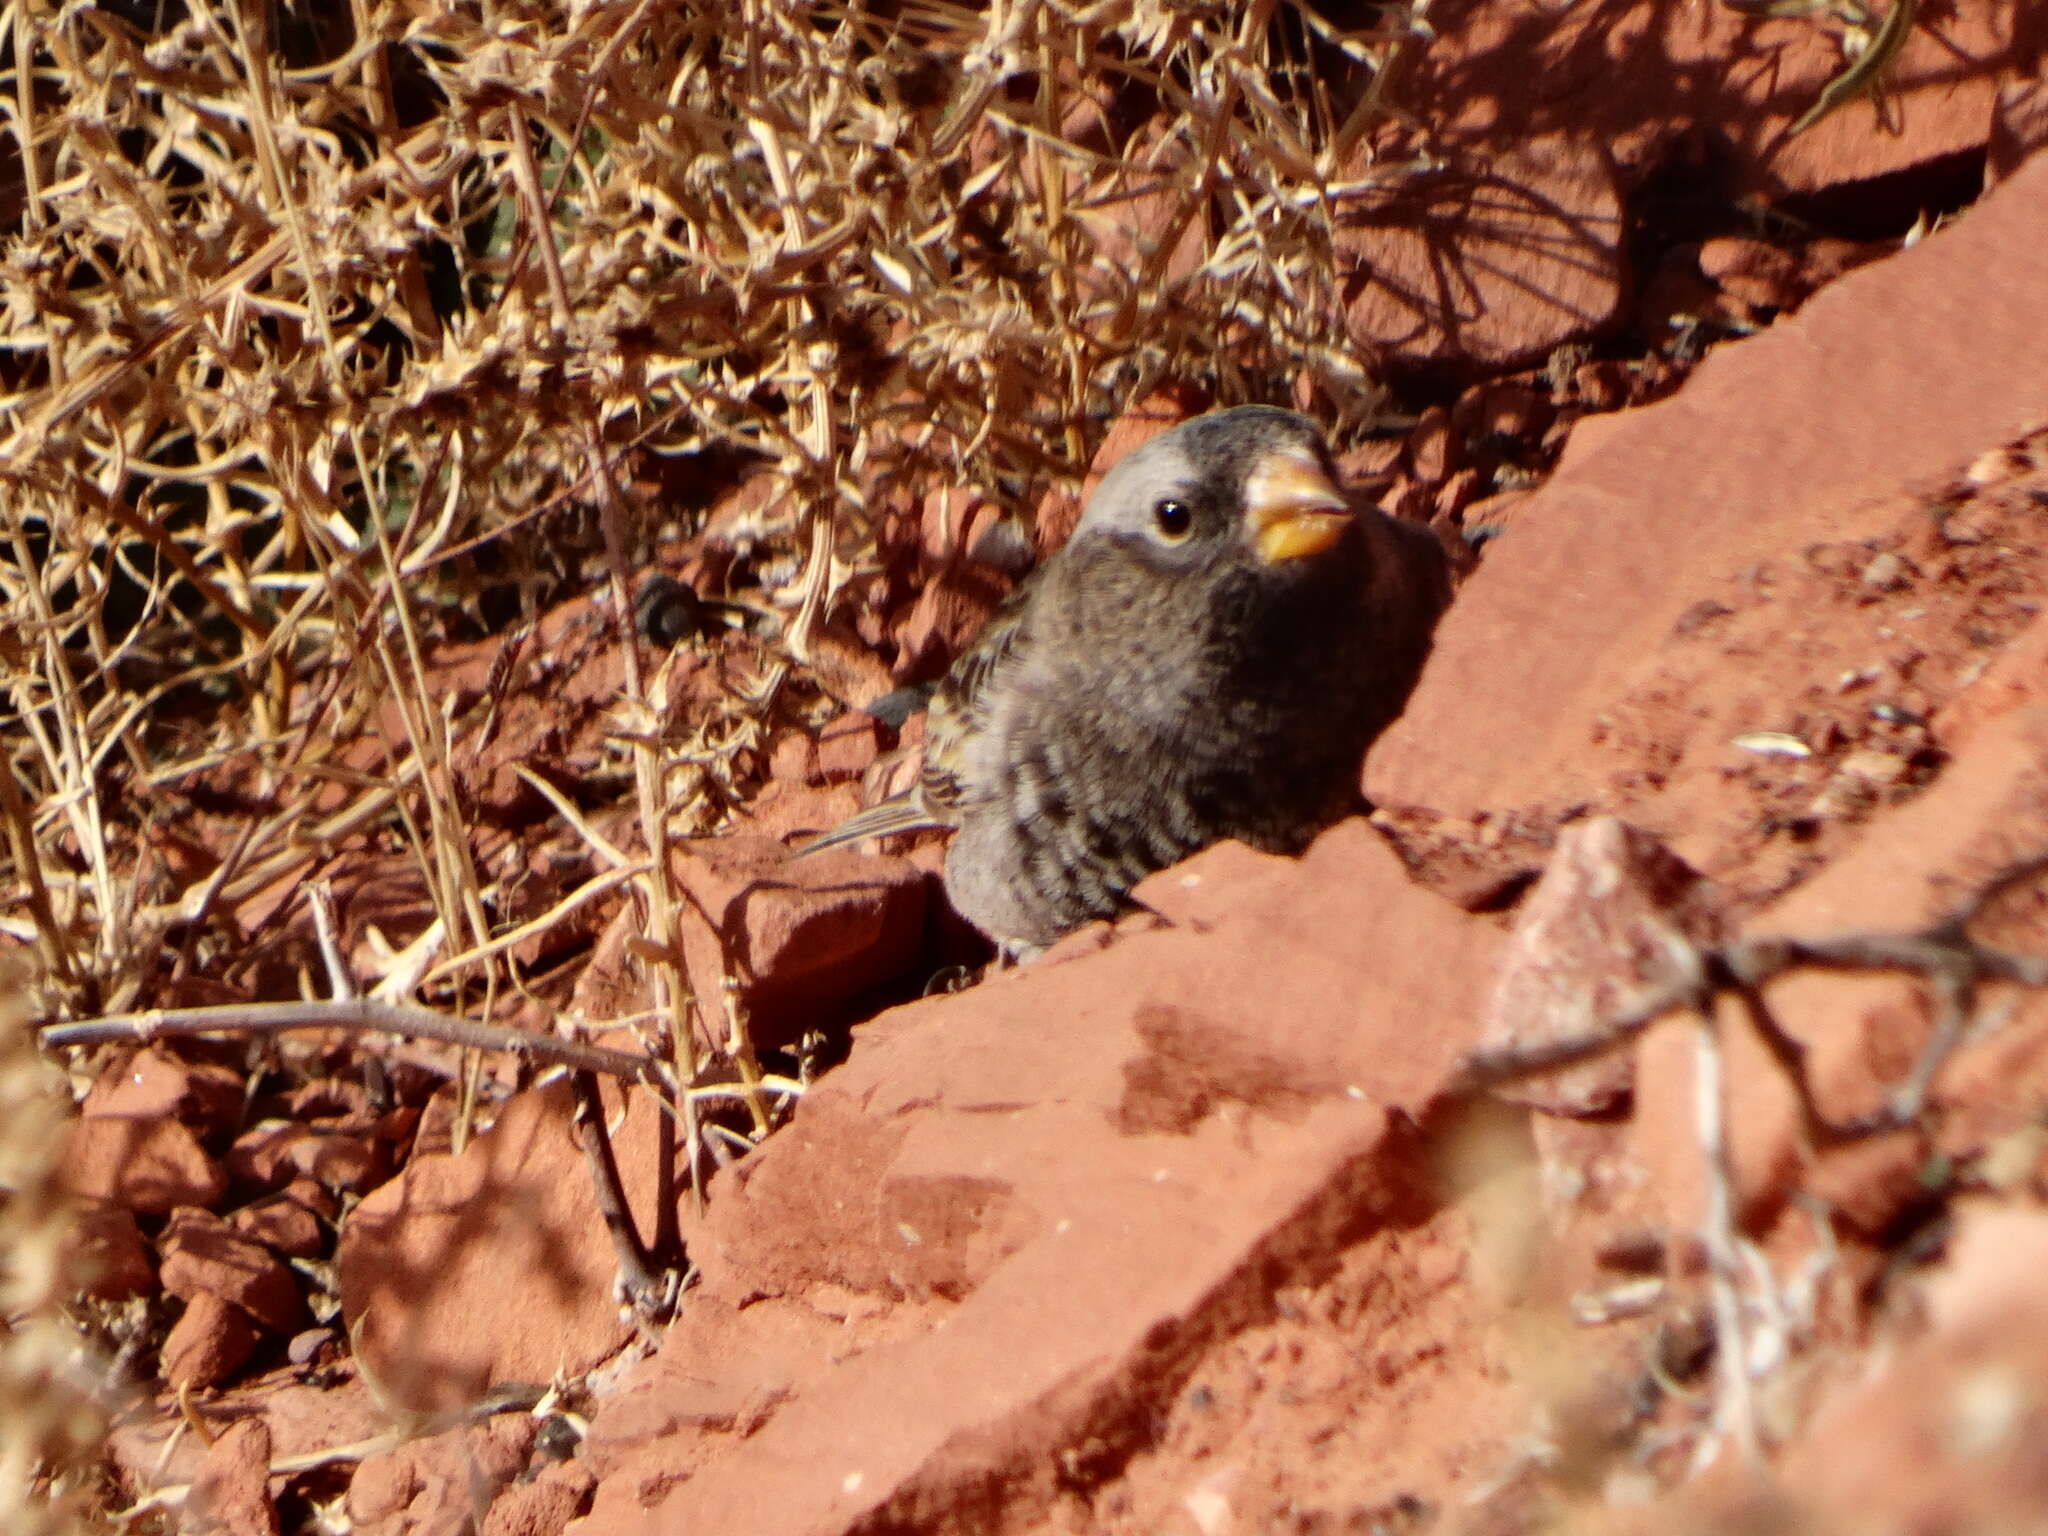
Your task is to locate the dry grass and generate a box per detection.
[1,0,1432,1009]
[1,0,1429,1511]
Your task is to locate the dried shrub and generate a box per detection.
[2,0,1429,1000]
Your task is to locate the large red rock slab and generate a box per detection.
[1330,0,2023,370]
[60,1113,227,1216]
[572,820,1503,1535]
[159,1207,305,1335]
[1368,146,2048,827]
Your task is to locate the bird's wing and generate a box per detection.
[794,793,950,857]
[921,572,1037,815]
[798,567,1042,856]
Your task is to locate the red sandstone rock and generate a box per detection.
[227,1120,389,1195]
[573,820,1502,1533]
[918,485,981,570]
[69,1199,155,1301]
[1636,685,2048,1236]
[183,1418,278,1536]
[162,1290,263,1392]
[1129,839,1301,932]
[654,832,928,1054]
[1432,466,1484,523]
[105,1375,388,1499]
[1453,380,1553,448]
[1482,816,1726,1118]
[159,1207,305,1335]
[61,1115,227,1215]
[228,1194,326,1260]
[1390,0,2011,200]
[890,563,1011,683]
[480,1465,593,1536]
[1405,404,1455,486]
[83,1047,243,1133]
[1369,149,2048,826]
[813,711,886,785]
[337,1082,657,1410]
[350,1416,535,1535]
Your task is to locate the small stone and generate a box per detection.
[228,1195,326,1260]
[159,1206,305,1334]
[1965,446,2027,486]
[1572,360,1632,411]
[1407,406,1457,485]
[61,1116,228,1215]
[1861,550,1911,592]
[814,711,885,785]
[891,565,1011,683]
[287,1327,338,1367]
[1808,774,1876,821]
[1377,478,1433,524]
[1433,467,1485,522]
[919,486,983,568]
[1839,748,1912,786]
[1696,236,1803,310]
[69,1200,156,1301]
[226,1122,388,1195]
[184,1417,278,1536]
[162,1291,262,1392]
[1453,381,1553,447]
[1480,817,1725,1117]
[689,837,927,1050]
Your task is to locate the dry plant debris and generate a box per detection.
[1459,852,2048,1472]
[3,0,1433,1032]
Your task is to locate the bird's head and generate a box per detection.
[1074,405,1355,574]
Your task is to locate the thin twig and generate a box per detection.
[39,1000,663,1085]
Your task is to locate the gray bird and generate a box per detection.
[803,405,1449,951]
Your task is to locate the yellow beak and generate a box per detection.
[1244,450,1353,564]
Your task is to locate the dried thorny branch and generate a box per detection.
[1456,853,2048,1140]
[1459,853,2048,1467]
[37,998,665,1084]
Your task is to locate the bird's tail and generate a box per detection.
[794,794,949,857]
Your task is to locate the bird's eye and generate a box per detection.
[1152,499,1192,541]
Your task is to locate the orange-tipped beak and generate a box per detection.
[1244,450,1353,564]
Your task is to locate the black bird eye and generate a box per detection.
[1152,499,1192,540]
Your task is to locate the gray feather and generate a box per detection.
[795,795,949,857]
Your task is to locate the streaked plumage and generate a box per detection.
[804,405,1449,950]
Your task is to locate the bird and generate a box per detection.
[801,404,1450,952]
